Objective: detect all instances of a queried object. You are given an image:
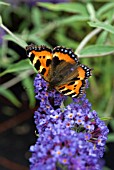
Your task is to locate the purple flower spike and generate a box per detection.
[29,74,109,170]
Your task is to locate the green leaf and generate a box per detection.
[4,34,27,48]
[107,133,114,142]
[88,21,114,34]
[110,120,114,131]
[100,117,112,121]
[7,48,19,61]
[86,3,96,21]
[0,2,10,6]
[80,45,114,56]
[97,2,114,17]
[0,15,2,25]
[31,7,41,28]
[57,15,89,25]
[38,2,88,16]
[0,59,34,77]
[103,167,112,170]
[0,87,21,107]
[96,31,108,44]
[0,48,19,68]
[28,35,50,46]
[22,77,35,108]
[55,32,78,49]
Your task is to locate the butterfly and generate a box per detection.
[26,44,92,98]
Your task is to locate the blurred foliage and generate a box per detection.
[0,0,114,146]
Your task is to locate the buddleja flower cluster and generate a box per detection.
[29,74,109,170]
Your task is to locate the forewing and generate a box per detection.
[26,44,52,81]
[52,46,79,68]
[50,46,79,86]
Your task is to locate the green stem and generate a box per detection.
[1,70,34,89]
[1,23,22,43]
[0,16,27,47]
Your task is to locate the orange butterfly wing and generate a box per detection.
[56,64,92,97]
[52,46,92,97]
[26,44,52,81]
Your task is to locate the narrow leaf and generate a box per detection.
[38,2,88,16]
[80,45,114,55]
[110,120,114,131]
[57,15,89,25]
[0,2,10,6]
[96,31,108,44]
[86,3,96,21]
[97,2,114,17]
[4,34,27,48]
[22,77,35,108]
[107,133,114,142]
[88,21,114,34]
[100,117,112,121]
[0,15,2,25]
[31,7,41,27]
[0,87,21,107]
[0,59,34,77]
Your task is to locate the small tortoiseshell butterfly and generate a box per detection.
[26,44,92,98]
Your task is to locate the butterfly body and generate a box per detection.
[26,44,92,98]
